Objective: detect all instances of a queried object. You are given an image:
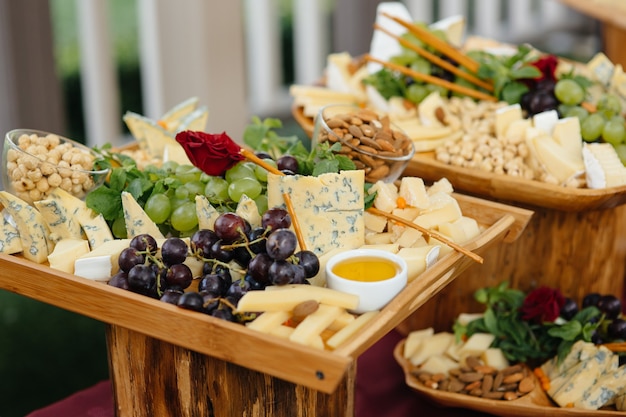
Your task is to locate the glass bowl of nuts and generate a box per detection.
[2,129,109,204]
[312,104,415,183]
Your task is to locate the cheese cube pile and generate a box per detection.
[402,327,509,373]
[540,340,626,410]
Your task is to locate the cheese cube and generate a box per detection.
[399,177,430,209]
[364,211,387,233]
[403,327,435,358]
[438,216,480,244]
[409,331,454,366]
[359,243,400,253]
[394,227,427,248]
[364,232,394,245]
[397,245,439,282]
[427,178,454,196]
[495,104,523,140]
[457,333,495,361]
[413,193,462,230]
[420,355,460,375]
[481,347,509,370]
[370,181,398,213]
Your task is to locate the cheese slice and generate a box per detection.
[267,171,365,256]
[34,198,84,243]
[409,331,454,366]
[121,191,165,239]
[236,285,359,312]
[397,245,440,281]
[0,214,23,255]
[0,191,50,263]
[403,327,435,359]
[47,238,90,274]
[533,136,584,183]
[551,117,584,165]
[235,194,261,228]
[195,195,220,231]
[532,109,559,136]
[413,192,462,230]
[495,104,523,140]
[583,143,626,188]
[48,188,113,250]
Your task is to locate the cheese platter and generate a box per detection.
[394,339,626,417]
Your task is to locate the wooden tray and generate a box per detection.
[292,104,626,212]
[0,194,531,394]
[393,339,625,417]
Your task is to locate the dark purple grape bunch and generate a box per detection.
[564,293,626,344]
[109,234,193,301]
[520,78,558,116]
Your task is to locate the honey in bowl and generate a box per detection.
[332,257,399,282]
[326,249,408,313]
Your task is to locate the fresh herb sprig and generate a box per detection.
[454,282,603,366]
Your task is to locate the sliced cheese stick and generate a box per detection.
[246,311,291,333]
[289,304,343,346]
[238,285,359,312]
[326,310,378,349]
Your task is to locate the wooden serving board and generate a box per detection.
[394,339,625,417]
[0,194,531,395]
[292,104,626,212]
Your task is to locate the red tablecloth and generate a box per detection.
[26,329,492,417]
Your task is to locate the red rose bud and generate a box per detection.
[175,131,245,176]
[520,286,565,323]
[530,55,559,83]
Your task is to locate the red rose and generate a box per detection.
[175,131,244,176]
[520,286,565,323]
[530,54,559,83]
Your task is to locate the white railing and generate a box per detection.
[75,0,591,147]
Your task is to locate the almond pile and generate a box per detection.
[411,355,535,401]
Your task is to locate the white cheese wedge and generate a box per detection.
[47,238,90,274]
[34,198,84,244]
[532,109,559,136]
[552,117,584,165]
[267,171,365,255]
[583,143,626,188]
[48,188,113,250]
[121,191,165,239]
[533,136,584,183]
[410,331,455,366]
[0,191,50,263]
[495,104,523,140]
[0,214,23,255]
[74,239,132,281]
[235,194,261,228]
[162,143,192,165]
[397,245,439,281]
[195,194,220,231]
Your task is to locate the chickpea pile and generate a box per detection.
[432,97,584,188]
[6,133,97,203]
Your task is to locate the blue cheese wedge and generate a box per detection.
[235,195,261,228]
[195,195,220,230]
[267,171,365,255]
[574,365,626,410]
[48,188,113,250]
[583,143,626,189]
[0,191,50,263]
[121,192,165,239]
[0,214,23,254]
[34,198,84,243]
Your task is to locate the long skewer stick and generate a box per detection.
[380,11,481,74]
[373,23,493,92]
[364,54,497,102]
[367,207,483,264]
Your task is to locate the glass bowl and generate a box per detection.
[312,104,415,183]
[2,129,109,204]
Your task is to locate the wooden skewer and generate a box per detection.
[364,54,498,102]
[373,23,494,92]
[366,206,483,264]
[380,11,481,74]
[239,148,307,251]
[602,342,626,353]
